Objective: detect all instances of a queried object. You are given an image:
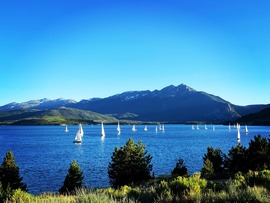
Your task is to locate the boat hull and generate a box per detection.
[73,140,82,143]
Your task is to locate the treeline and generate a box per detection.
[0,135,270,202]
[201,135,270,179]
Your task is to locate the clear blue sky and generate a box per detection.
[1,0,270,106]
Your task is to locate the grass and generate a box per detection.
[2,171,270,202]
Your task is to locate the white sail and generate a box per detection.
[144,125,148,131]
[213,125,215,131]
[196,124,199,130]
[159,124,162,131]
[132,124,136,132]
[117,121,121,134]
[245,125,249,134]
[192,125,195,130]
[237,123,241,142]
[155,126,158,133]
[65,125,69,132]
[162,124,165,132]
[205,124,208,130]
[101,122,105,137]
[74,123,83,143]
[229,123,231,131]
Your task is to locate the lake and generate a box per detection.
[0,124,269,194]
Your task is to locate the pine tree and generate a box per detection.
[0,151,27,192]
[246,135,270,170]
[171,158,188,176]
[203,147,226,174]
[227,143,247,173]
[201,158,214,179]
[59,160,84,194]
[108,138,153,188]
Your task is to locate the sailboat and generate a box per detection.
[155,126,158,133]
[161,124,165,132]
[64,125,69,132]
[117,121,121,134]
[237,123,241,142]
[132,124,136,132]
[192,125,195,130]
[228,123,231,131]
[144,125,148,131]
[213,125,215,131]
[196,124,199,130]
[204,124,208,130]
[73,123,83,143]
[101,122,105,137]
[245,125,249,134]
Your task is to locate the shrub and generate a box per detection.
[246,170,270,190]
[10,188,35,202]
[155,180,173,202]
[169,174,207,201]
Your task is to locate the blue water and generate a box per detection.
[0,124,269,194]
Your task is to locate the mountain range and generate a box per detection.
[234,106,270,126]
[0,84,268,125]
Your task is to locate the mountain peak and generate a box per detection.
[158,84,195,98]
[177,83,195,92]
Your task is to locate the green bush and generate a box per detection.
[246,170,270,190]
[169,174,207,201]
[155,180,173,202]
[10,188,35,202]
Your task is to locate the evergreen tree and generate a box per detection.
[201,158,214,179]
[246,135,270,170]
[227,143,247,173]
[59,160,84,194]
[108,138,153,188]
[203,147,226,174]
[171,158,188,176]
[0,151,27,193]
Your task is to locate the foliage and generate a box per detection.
[108,138,153,188]
[75,188,123,203]
[171,158,188,176]
[204,147,226,173]
[201,147,227,179]
[227,143,247,173]
[1,170,269,203]
[245,170,270,190]
[201,158,215,179]
[246,135,270,171]
[169,174,207,201]
[0,151,27,199]
[59,160,84,195]
[203,135,270,179]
